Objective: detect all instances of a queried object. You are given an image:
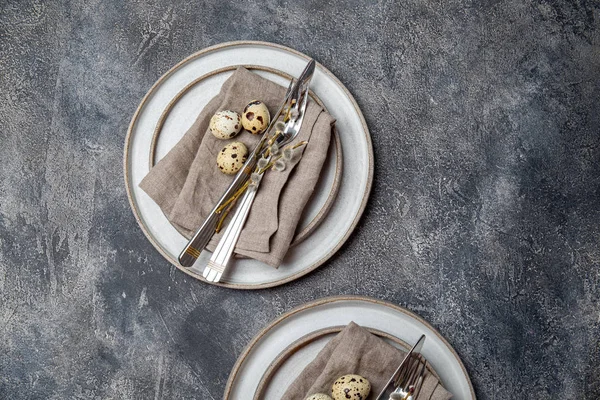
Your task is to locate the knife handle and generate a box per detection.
[178,211,220,267]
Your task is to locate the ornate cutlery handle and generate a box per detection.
[203,188,257,282]
[178,154,258,267]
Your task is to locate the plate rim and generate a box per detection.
[123,40,374,289]
[223,295,476,399]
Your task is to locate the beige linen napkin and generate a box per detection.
[283,322,452,400]
[139,67,335,268]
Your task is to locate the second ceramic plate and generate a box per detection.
[224,296,476,399]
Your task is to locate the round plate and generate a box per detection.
[224,296,476,400]
[124,41,373,289]
[147,65,342,247]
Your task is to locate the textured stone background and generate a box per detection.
[1,0,599,399]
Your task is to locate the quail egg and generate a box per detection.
[216,142,248,175]
[305,394,333,400]
[331,374,371,400]
[242,100,270,134]
[210,110,242,139]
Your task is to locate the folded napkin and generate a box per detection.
[283,322,452,400]
[139,67,335,267]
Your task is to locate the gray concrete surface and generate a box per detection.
[1,0,599,398]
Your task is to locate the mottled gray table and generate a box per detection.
[1,1,599,399]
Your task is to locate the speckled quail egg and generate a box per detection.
[331,375,371,400]
[216,141,248,175]
[305,394,333,400]
[210,110,242,139]
[242,100,270,134]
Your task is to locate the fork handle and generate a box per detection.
[204,188,257,282]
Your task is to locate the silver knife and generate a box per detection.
[178,60,317,268]
[376,334,427,400]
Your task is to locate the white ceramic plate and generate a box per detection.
[224,296,476,400]
[124,41,373,289]
[146,65,342,247]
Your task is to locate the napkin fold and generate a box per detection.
[139,67,335,267]
[283,322,452,400]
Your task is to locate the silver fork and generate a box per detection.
[376,335,427,400]
[202,78,312,283]
[389,353,427,400]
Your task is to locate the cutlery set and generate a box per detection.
[178,59,316,282]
